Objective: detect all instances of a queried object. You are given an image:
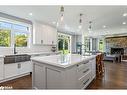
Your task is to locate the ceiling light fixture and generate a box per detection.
[88,21,92,30]
[123,13,127,17]
[123,22,126,25]
[60,6,64,22]
[57,6,65,27]
[103,25,106,28]
[29,13,33,16]
[87,21,93,37]
[78,13,83,30]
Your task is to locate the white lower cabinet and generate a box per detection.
[0,58,4,80]
[20,61,32,75]
[33,64,46,89]
[46,68,62,89]
[32,58,96,89]
[4,63,18,79]
[4,61,32,79]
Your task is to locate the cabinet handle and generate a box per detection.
[83,69,89,73]
[83,61,89,64]
[41,40,43,44]
[83,79,89,85]
[18,63,21,69]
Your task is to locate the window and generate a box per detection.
[15,32,28,47]
[0,29,11,47]
[0,21,30,47]
[14,24,29,47]
[99,39,104,52]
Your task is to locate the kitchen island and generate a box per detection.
[31,54,96,89]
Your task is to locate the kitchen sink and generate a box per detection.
[4,54,31,64]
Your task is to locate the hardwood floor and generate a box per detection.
[87,61,127,89]
[0,75,32,89]
[0,61,127,89]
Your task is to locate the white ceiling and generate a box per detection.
[0,6,127,36]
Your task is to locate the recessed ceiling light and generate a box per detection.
[103,25,106,28]
[123,13,127,17]
[29,13,33,16]
[123,22,126,25]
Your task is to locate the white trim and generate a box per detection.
[0,73,30,83]
[0,17,32,27]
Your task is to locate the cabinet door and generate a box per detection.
[46,68,62,89]
[42,25,57,45]
[4,63,18,79]
[19,61,32,75]
[42,25,52,45]
[33,64,46,89]
[0,58,4,80]
[33,22,43,44]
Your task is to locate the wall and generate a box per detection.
[0,45,52,55]
[105,36,127,54]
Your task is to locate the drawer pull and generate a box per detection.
[83,79,89,85]
[83,61,89,64]
[17,63,21,69]
[83,69,89,73]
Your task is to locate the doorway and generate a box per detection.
[58,33,71,54]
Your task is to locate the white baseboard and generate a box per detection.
[0,73,30,83]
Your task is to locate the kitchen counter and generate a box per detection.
[31,54,96,68]
[32,54,96,89]
[0,55,5,58]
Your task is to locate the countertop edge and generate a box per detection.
[31,55,96,69]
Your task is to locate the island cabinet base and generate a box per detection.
[32,58,96,89]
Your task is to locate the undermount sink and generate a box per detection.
[4,54,31,64]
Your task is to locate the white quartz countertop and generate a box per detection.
[0,55,4,58]
[31,54,96,68]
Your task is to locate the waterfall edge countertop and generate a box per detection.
[31,54,96,68]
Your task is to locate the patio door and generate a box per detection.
[58,33,71,54]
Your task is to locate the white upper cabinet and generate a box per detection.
[33,21,57,45]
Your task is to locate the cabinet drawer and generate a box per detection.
[77,71,91,89]
[77,61,89,71]
[77,62,90,79]
[77,66,91,79]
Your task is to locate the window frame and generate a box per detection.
[0,17,31,48]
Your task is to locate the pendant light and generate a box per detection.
[88,21,92,31]
[78,13,83,30]
[57,6,65,27]
[88,21,93,36]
